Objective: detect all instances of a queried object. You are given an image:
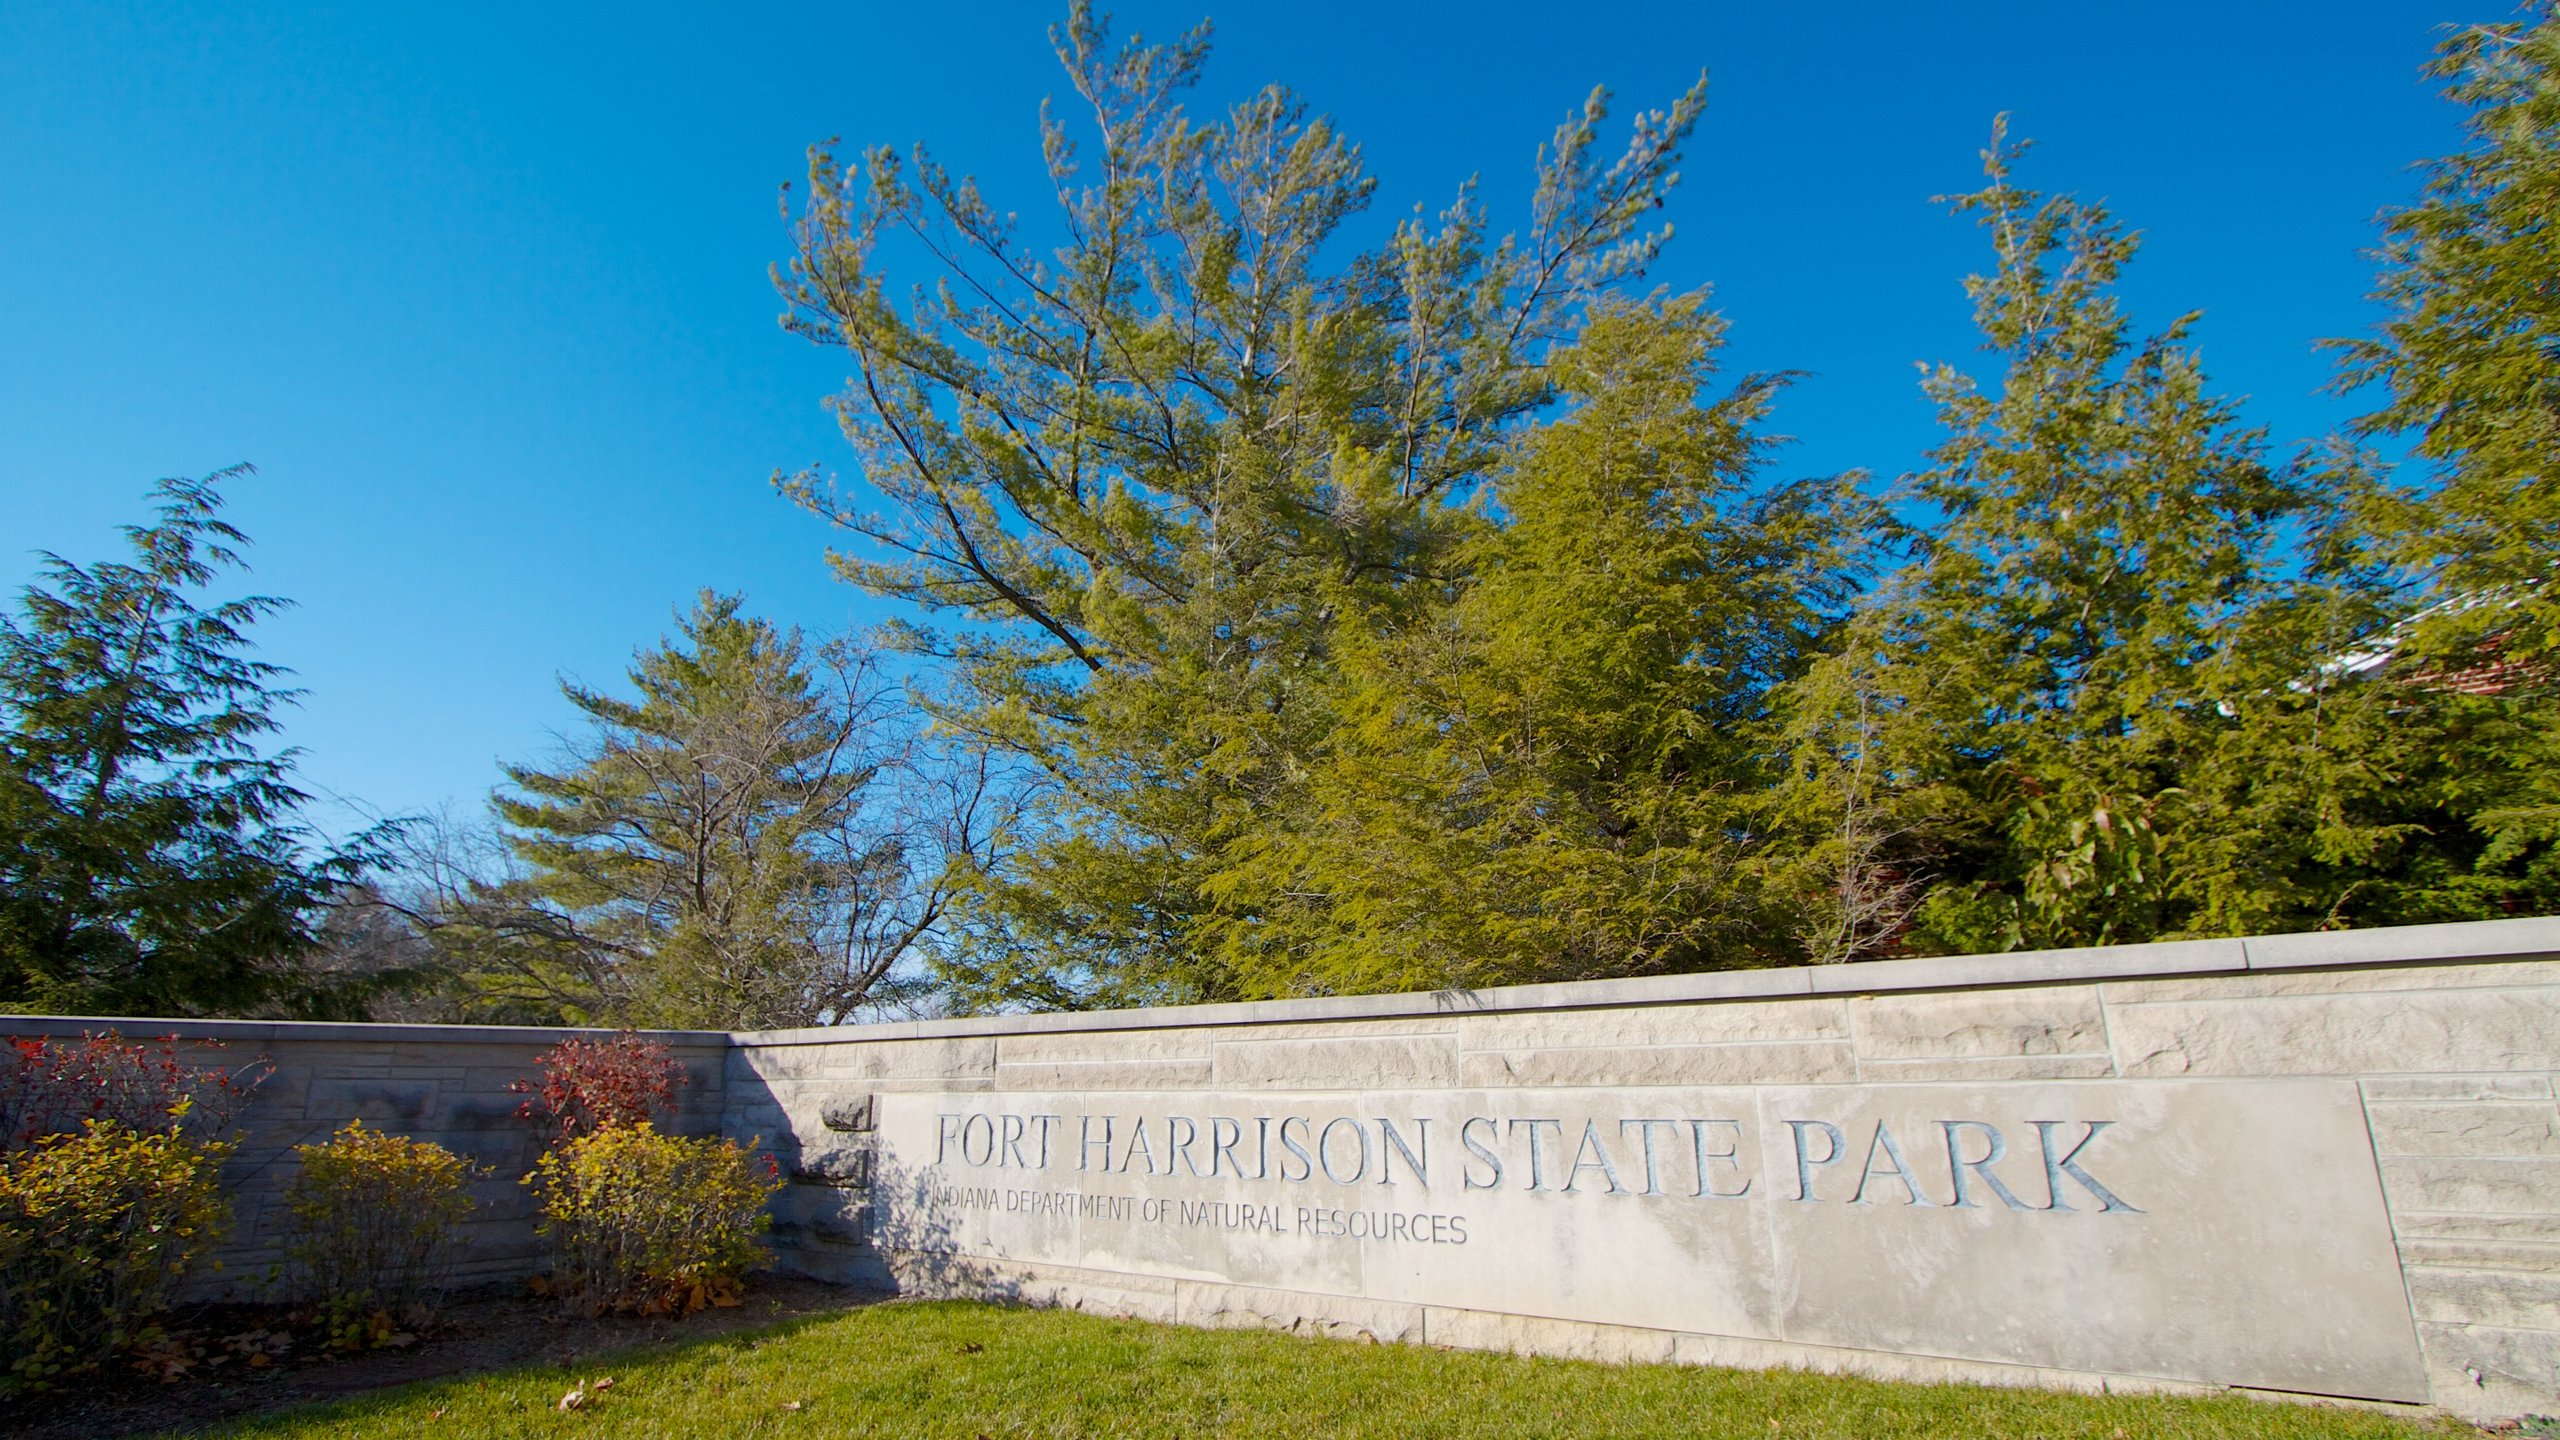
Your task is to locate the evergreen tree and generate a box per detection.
[2333,6,2560,913]
[2339,4,2560,664]
[1788,128,2427,953]
[440,593,983,1029]
[1206,302,1866,993]
[0,469,384,1017]
[781,4,1711,1005]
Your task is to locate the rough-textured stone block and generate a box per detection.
[1211,1036,1457,1088]
[2408,1267,2560,1330]
[1852,1054,2117,1082]
[2382,1157,2560,1216]
[2108,989,2560,1076]
[1458,1041,1857,1088]
[2363,1074,2556,1103]
[814,1039,997,1082]
[821,1093,877,1133]
[792,1145,877,1189]
[2415,1321,2560,1420]
[1850,989,2107,1061]
[999,1032,1214,1065]
[1460,1000,1850,1052]
[2394,1212,2560,1243]
[992,1059,1215,1091]
[2366,1101,2560,1158]
[2397,1236,2560,1272]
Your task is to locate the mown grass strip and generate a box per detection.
[190,1299,2456,1440]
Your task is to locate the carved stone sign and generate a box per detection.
[871,1079,2425,1401]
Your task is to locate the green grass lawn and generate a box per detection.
[190,1300,2457,1440]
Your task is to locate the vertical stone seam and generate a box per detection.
[2357,1073,2434,1401]
[2093,985,2126,1080]
[1753,1088,1792,1347]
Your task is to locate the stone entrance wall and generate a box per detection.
[10,916,2557,1417]
[726,917,2560,1419]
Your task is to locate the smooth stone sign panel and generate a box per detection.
[875,1079,2425,1401]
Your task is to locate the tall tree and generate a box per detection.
[1195,302,1867,994]
[0,469,384,1018]
[431,593,991,1030]
[779,4,1712,1005]
[2339,4,2560,665]
[2333,6,2560,913]
[1785,127,2430,954]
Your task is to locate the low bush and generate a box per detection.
[2,1031,265,1148]
[527,1123,780,1316]
[0,1122,232,1393]
[509,1032,687,1149]
[284,1120,477,1347]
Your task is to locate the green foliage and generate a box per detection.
[2337,4,2560,666]
[526,1123,780,1317]
[1197,302,1867,991]
[284,1120,475,1345]
[0,469,401,1019]
[776,11,2560,991]
[429,592,978,1029]
[1772,125,2524,955]
[0,1121,232,1394]
[2328,7,2560,918]
[782,5,1751,1004]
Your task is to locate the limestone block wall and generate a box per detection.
[0,1017,730,1297]
[725,917,2560,1420]
[8,916,2556,1419]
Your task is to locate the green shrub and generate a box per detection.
[284,1120,476,1347]
[527,1123,780,1316]
[0,1122,232,1393]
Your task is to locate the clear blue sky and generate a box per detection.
[0,1,2473,832]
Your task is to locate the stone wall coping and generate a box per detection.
[0,1016,732,1047]
[728,914,2560,1047]
[9,914,2555,1051]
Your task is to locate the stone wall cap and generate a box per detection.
[732,915,2560,1046]
[2241,915,2560,970]
[16,915,2555,1050]
[0,1015,733,1047]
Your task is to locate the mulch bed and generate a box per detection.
[4,1274,882,1440]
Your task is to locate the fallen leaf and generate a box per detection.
[593,1376,615,1392]
[428,1409,446,1421]
[956,1342,984,1355]
[557,1384,587,1412]
[781,1400,804,1412]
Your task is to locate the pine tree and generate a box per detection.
[2339,5,2560,664]
[1794,127,2413,953]
[0,469,384,1017]
[781,4,1712,1004]
[2332,7,2560,914]
[1209,302,1866,992]
[440,594,981,1029]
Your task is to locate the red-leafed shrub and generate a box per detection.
[1,1032,266,1150]
[509,1032,687,1148]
